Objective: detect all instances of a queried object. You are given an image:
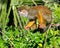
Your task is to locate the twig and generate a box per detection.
[32,0,37,6]
[44,24,52,48]
[51,23,60,27]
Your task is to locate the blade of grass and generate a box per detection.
[12,6,18,28]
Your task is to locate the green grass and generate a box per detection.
[0,0,60,48]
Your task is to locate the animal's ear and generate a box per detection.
[18,10,28,17]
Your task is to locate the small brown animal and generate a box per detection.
[17,5,52,32]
